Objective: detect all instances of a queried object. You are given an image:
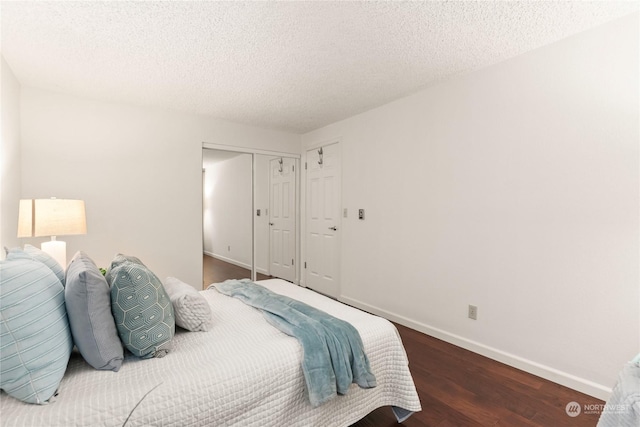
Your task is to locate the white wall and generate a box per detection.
[203,152,253,269]
[301,14,639,399]
[20,87,300,288]
[0,56,21,256]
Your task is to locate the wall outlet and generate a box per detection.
[343,208,348,218]
[227,245,231,252]
[358,209,365,220]
[468,305,478,320]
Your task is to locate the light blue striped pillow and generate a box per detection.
[110,260,175,358]
[23,244,66,286]
[5,245,65,286]
[0,257,73,404]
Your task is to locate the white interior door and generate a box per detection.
[269,157,296,282]
[305,142,340,298]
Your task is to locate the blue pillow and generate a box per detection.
[5,245,65,286]
[110,259,175,358]
[0,257,73,404]
[65,252,124,371]
[23,244,66,285]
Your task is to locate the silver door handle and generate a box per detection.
[328,226,337,231]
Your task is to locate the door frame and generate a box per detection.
[202,142,301,283]
[300,138,342,293]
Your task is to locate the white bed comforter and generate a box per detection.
[0,279,421,426]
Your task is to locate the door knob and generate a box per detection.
[328,226,337,231]
[270,222,274,226]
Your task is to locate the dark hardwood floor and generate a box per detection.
[352,323,604,426]
[202,254,270,289]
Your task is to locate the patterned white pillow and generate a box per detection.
[164,277,212,332]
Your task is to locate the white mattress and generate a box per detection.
[0,279,421,426]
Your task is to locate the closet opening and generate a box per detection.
[201,145,300,289]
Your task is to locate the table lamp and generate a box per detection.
[17,198,87,269]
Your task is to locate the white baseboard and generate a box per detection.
[204,252,251,270]
[339,295,612,401]
[204,252,271,277]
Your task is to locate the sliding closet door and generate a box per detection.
[203,145,300,288]
[202,149,253,287]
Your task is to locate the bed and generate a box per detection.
[0,278,421,426]
[597,354,640,427]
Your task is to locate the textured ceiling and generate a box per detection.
[1,1,638,133]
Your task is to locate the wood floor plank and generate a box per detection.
[202,254,270,288]
[353,323,604,426]
[416,371,502,425]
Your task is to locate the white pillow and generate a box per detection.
[164,277,212,331]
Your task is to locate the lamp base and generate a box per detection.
[41,240,67,270]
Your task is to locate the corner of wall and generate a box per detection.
[0,56,22,254]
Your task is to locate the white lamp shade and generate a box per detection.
[17,199,34,238]
[17,198,87,270]
[17,199,87,238]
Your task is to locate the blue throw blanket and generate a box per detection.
[213,279,376,407]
